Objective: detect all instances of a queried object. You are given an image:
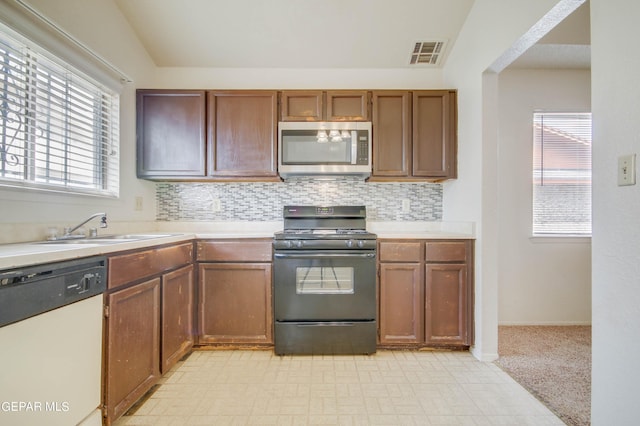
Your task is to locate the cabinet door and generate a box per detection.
[207,91,278,177]
[372,91,412,177]
[379,263,423,344]
[280,91,323,121]
[412,90,457,178]
[136,90,206,178]
[326,90,370,121]
[198,263,272,344]
[104,278,161,422]
[161,265,194,374]
[424,263,469,346]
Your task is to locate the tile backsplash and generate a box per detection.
[156,180,442,221]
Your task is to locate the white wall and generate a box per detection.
[590,0,640,423]
[443,0,581,361]
[497,69,591,325]
[150,67,445,90]
[0,0,157,242]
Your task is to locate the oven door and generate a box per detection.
[273,250,376,321]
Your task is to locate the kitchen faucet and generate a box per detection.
[60,212,108,239]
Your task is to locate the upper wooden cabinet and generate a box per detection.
[207,91,278,178]
[136,90,278,181]
[280,90,370,121]
[371,91,412,177]
[413,91,457,179]
[371,90,457,181]
[137,88,456,181]
[280,90,323,121]
[326,91,370,121]
[137,90,206,178]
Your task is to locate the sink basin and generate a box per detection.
[38,234,179,245]
[95,234,178,240]
[39,238,138,245]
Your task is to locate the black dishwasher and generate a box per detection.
[0,256,107,327]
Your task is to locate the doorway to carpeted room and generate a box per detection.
[495,325,591,426]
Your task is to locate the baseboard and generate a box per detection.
[498,321,592,326]
[470,346,499,362]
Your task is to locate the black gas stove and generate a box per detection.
[272,205,377,355]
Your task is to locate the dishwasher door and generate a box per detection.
[0,294,103,425]
[0,257,106,425]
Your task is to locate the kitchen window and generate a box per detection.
[532,112,592,236]
[0,24,119,197]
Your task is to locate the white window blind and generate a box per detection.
[532,112,592,236]
[0,25,119,197]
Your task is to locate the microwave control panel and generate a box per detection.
[357,130,369,165]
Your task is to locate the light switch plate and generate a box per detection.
[618,154,636,186]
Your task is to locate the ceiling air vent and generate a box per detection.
[410,41,446,66]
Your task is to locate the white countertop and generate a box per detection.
[0,221,475,270]
[0,234,195,270]
[368,221,475,239]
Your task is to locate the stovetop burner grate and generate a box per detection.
[275,205,377,247]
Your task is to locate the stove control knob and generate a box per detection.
[346,240,354,248]
[295,240,303,248]
[283,241,292,249]
[357,240,365,248]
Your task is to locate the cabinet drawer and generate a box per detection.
[197,239,272,262]
[108,243,193,289]
[379,241,422,262]
[424,241,467,262]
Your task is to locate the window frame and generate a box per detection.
[0,17,120,198]
[531,111,592,238]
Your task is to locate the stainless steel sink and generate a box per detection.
[38,234,179,245]
[92,234,178,240]
[39,239,138,245]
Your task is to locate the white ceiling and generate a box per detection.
[114,0,590,70]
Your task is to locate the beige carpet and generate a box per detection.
[495,325,591,426]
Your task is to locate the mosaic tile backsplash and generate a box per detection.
[156,180,442,221]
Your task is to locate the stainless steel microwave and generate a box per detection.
[278,121,372,179]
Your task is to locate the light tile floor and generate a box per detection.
[114,350,563,426]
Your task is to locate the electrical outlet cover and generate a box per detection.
[618,154,636,186]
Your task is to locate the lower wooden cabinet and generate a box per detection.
[379,262,423,344]
[198,263,272,344]
[425,263,469,345]
[104,278,161,423]
[196,239,273,345]
[161,264,195,373]
[378,239,474,348]
[103,243,194,425]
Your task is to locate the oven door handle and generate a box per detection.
[296,322,356,327]
[274,252,376,259]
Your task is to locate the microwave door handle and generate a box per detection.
[351,131,357,164]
